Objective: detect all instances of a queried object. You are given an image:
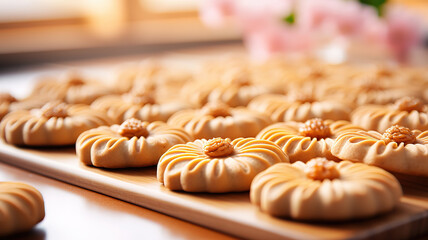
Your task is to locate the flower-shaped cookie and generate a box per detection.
[250,158,402,221]
[0,101,112,146]
[207,68,279,107]
[29,72,116,104]
[91,90,190,124]
[257,119,363,162]
[320,74,422,107]
[167,101,272,140]
[248,94,351,122]
[157,137,289,193]
[0,93,17,120]
[332,125,428,176]
[0,182,45,237]
[77,118,192,168]
[351,97,428,132]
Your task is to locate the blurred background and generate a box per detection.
[0,0,426,69]
[0,0,241,69]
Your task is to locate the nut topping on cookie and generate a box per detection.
[394,97,424,112]
[382,125,416,145]
[305,158,340,181]
[125,91,155,106]
[299,118,332,139]
[203,138,234,157]
[118,118,149,138]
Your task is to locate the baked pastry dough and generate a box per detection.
[351,97,428,132]
[114,62,193,102]
[29,72,116,104]
[157,137,289,192]
[332,125,428,176]
[250,158,402,220]
[181,67,279,107]
[91,90,190,124]
[0,182,45,237]
[207,68,278,107]
[248,94,351,122]
[257,119,363,162]
[319,75,421,107]
[0,101,112,146]
[167,101,272,140]
[77,118,192,168]
[0,93,16,120]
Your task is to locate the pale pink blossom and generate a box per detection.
[199,0,237,27]
[298,0,364,37]
[245,25,312,61]
[199,0,425,62]
[234,0,294,32]
[360,7,388,44]
[384,6,423,62]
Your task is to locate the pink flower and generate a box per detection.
[234,0,294,32]
[199,0,237,27]
[360,7,388,44]
[199,0,425,63]
[245,25,312,61]
[384,6,423,62]
[298,0,364,37]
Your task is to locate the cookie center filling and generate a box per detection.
[66,73,85,86]
[394,97,424,112]
[358,77,384,92]
[203,138,234,158]
[290,91,316,103]
[201,101,231,117]
[382,125,416,145]
[118,118,149,138]
[305,158,340,181]
[0,93,17,104]
[299,118,331,139]
[223,69,252,87]
[40,101,68,118]
[125,91,155,106]
[375,65,394,78]
[301,67,325,80]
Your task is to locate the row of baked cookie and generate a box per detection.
[74,118,405,222]
[0,100,418,223]
[2,57,427,122]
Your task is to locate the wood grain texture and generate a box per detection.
[0,142,427,240]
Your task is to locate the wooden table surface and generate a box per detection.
[0,161,237,240]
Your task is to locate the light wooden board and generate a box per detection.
[1,142,428,240]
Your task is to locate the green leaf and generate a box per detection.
[282,12,295,25]
[358,0,388,16]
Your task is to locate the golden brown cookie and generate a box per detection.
[256,119,363,162]
[167,101,272,140]
[332,125,428,176]
[250,158,402,220]
[319,74,422,107]
[77,118,192,168]
[248,94,351,122]
[0,182,45,237]
[29,72,116,105]
[157,137,289,192]
[0,93,17,120]
[0,101,112,146]
[351,97,428,132]
[91,90,190,124]
[207,68,279,107]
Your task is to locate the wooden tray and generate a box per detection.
[1,142,427,240]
